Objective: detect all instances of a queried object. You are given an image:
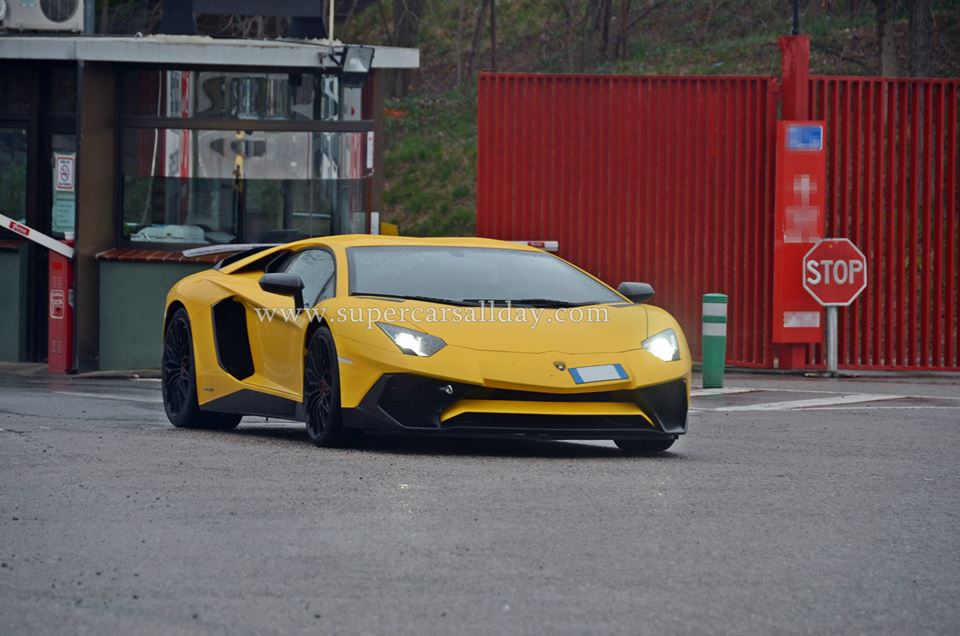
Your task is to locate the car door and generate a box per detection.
[252,247,337,397]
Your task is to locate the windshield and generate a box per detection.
[347,246,623,306]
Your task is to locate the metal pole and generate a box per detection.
[791,0,800,35]
[84,0,95,34]
[826,306,838,374]
[328,0,335,41]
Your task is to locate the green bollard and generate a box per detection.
[701,293,728,389]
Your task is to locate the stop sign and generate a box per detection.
[802,239,867,306]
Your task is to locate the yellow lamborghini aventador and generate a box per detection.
[161,235,691,453]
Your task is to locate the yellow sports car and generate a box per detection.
[161,235,691,453]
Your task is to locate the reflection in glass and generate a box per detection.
[0,128,28,222]
[121,70,345,121]
[121,128,370,244]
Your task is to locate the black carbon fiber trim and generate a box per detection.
[349,374,688,435]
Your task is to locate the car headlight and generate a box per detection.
[642,328,680,362]
[377,323,446,357]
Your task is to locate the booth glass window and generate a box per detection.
[119,69,373,247]
[120,70,360,122]
[0,128,28,223]
[0,65,33,114]
[121,129,371,245]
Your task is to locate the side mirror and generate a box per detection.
[617,281,655,303]
[259,272,305,309]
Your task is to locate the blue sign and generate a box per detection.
[787,124,823,151]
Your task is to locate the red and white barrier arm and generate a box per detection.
[511,240,559,252]
[0,213,75,259]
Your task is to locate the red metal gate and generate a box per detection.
[477,71,959,372]
[809,77,960,370]
[477,73,779,367]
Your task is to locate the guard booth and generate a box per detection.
[0,36,417,370]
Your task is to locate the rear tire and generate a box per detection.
[614,437,676,454]
[161,308,241,431]
[303,326,345,447]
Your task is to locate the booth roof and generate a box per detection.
[0,35,418,70]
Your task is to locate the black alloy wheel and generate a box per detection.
[162,310,193,420]
[161,308,240,430]
[304,326,345,447]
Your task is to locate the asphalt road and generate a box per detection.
[1,373,958,635]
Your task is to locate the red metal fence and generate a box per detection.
[478,71,960,372]
[477,73,779,367]
[809,77,959,370]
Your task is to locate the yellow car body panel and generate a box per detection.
[163,234,691,440]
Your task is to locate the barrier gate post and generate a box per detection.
[1,213,76,373]
[48,241,75,373]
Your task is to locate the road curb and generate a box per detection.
[0,362,160,380]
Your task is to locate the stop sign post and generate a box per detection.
[802,239,868,373]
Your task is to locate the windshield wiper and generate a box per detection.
[351,292,479,307]
[463,298,590,308]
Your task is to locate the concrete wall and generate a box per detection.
[0,248,28,362]
[98,260,208,370]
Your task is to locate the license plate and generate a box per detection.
[569,364,628,384]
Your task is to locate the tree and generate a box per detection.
[909,0,933,77]
[614,0,632,61]
[594,0,613,59]
[465,0,491,84]
[490,0,497,72]
[455,0,467,86]
[391,0,422,97]
[872,0,898,76]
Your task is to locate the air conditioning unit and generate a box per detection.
[0,0,84,32]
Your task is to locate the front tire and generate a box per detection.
[161,308,241,431]
[304,326,345,447]
[614,437,676,454]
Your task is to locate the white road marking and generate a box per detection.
[802,405,960,411]
[565,440,618,448]
[725,387,848,395]
[697,386,960,400]
[710,393,905,412]
[244,420,300,428]
[691,387,758,397]
[55,391,163,404]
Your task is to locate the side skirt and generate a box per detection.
[200,389,306,422]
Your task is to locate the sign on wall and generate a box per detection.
[54,154,75,192]
[52,152,76,235]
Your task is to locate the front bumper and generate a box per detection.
[341,374,688,440]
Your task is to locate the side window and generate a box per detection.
[284,249,336,307]
[265,251,295,273]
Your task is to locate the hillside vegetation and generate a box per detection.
[340,1,959,236]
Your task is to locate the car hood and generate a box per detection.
[392,301,649,354]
